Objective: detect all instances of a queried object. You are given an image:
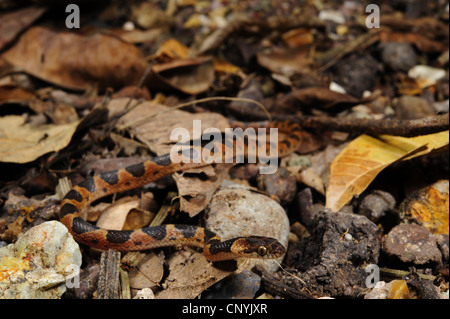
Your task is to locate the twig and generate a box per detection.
[98,250,121,299]
[274,113,449,137]
[316,29,383,73]
[380,267,436,281]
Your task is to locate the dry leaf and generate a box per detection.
[156,250,233,299]
[276,87,375,113]
[326,131,449,211]
[151,38,190,61]
[2,26,147,90]
[257,45,313,77]
[148,56,215,95]
[95,196,140,230]
[0,6,47,51]
[0,85,35,105]
[0,115,79,164]
[128,252,164,289]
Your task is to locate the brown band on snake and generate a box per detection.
[60,121,302,261]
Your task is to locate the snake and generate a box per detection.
[59,120,302,261]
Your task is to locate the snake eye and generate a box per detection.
[257,245,268,256]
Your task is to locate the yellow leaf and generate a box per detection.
[0,115,79,164]
[325,131,449,212]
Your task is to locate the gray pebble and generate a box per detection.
[381,43,418,72]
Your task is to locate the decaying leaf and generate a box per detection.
[275,87,376,113]
[326,131,449,212]
[257,45,314,77]
[2,26,147,90]
[0,6,47,51]
[0,115,79,164]
[155,250,233,299]
[148,56,215,95]
[128,252,164,289]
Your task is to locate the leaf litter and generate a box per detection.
[0,0,448,300]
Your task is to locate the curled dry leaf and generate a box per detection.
[156,250,233,299]
[326,131,449,212]
[257,45,314,77]
[148,56,215,95]
[275,87,375,113]
[0,115,79,164]
[2,26,147,90]
[93,195,154,232]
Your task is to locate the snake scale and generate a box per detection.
[60,120,302,261]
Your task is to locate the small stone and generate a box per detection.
[364,281,389,299]
[0,221,82,298]
[205,182,290,273]
[256,167,297,205]
[358,190,396,222]
[394,95,436,120]
[133,287,155,299]
[381,43,418,72]
[388,280,411,299]
[382,223,442,267]
[332,53,378,98]
[202,270,261,299]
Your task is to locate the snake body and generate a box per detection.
[60,121,302,261]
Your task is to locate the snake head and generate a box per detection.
[237,236,286,259]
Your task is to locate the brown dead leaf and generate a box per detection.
[257,45,314,77]
[276,87,374,113]
[150,38,190,61]
[106,27,164,44]
[281,28,314,47]
[0,85,35,105]
[128,252,164,289]
[155,250,234,299]
[0,6,47,51]
[0,115,79,164]
[2,26,147,91]
[148,56,215,95]
[326,131,449,212]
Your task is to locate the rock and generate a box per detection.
[397,180,449,235]
[256,167,297,205]
[382,223,442,267]
[381,43,418,72]
[364,281,389,299]
[404,270,441,299]
[202,270,261,299]
[394,95,436,120]
[133,287,155,299]
[205,182,290,273]
[332,53,378,98]
[0,221,82,299]
[358,190,396,222]
[284,210,380,297]
[365,280,411,299]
